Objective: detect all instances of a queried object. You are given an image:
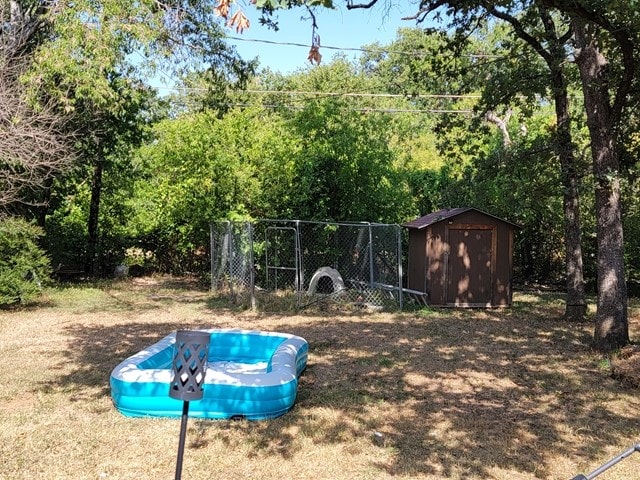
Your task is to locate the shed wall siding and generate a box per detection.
[407,229,427,293]
[405,209,515,307]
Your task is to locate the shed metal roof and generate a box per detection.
[402,207,519,230]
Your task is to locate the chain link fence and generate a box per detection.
[210,221,255,307]
[211,219,427,310]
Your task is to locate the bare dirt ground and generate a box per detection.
[0,277,638,480]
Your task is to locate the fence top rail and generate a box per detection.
[244,219,401,228]
[212,219,402,229]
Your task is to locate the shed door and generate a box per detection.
[446,228,493,306]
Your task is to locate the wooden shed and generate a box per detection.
[403,208,517,307]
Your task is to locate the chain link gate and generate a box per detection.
[210,221,255,308]
[211,220,420,310]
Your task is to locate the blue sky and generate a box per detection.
[225,2,423,73]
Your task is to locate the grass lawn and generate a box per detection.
[0,277,638,480]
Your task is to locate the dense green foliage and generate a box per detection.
[4,0,640,334]
[0,218,51,307]
[127,108,288,273]
[126,86,415,272]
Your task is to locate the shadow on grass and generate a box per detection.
[295,315,636,478]
[46,288,640,479]
[39,321,185,400]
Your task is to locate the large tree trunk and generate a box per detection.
[573,19,629,350]
[85,155,104,275]
[552,70,587,322]
[492,3,588,321]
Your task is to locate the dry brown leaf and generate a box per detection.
[307,30,322,65]
[213,0,231,19]
[307,45,322,65]
[228,9,250,34]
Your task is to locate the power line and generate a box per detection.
[153,85,482,100]
[155,85,479,114]
[242,89,481,99]
[166,99,474,115]
[225,35,504,59]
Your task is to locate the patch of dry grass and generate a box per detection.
[0,277,638,479]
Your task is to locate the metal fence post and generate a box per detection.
[295,220,302,308]
[368,223,374,288]
[248,221,256,310]
[397,224,403,311]
[209,223,215,292]
[226,221,235,303]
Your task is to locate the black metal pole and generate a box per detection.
[174,400,190,480]
[169,329,210,480]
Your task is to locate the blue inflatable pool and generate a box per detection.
[110,329,308,420]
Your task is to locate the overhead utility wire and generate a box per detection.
[153,85,482,99]
[225,35,504,59]
[170,101,473,114]
[243,89,481,99]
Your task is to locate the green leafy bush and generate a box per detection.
[0,217,51,306]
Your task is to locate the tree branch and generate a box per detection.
[0,12,77,211]
[485,3,553,65]
[540,0,636,124]
[346,0,380,9]
[485,109,512,148]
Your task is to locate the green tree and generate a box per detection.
[564,11,634,350]
[340,0,635,350]
[128,107,294,272]
[0,1,76,213]
[81,77,153,274]
[361,11,589,320]
[0,217,51,306]
[288,96,414,222]
[488,5,587,321]
[257,58,416,223]
[360,28,491,173]
[22,0,255,274]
